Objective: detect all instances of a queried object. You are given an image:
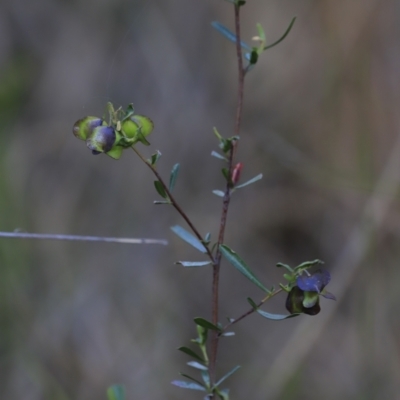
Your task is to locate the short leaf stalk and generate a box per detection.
[72,1,336,398]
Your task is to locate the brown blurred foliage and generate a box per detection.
[1,0,400,399]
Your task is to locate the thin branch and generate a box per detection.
[131,147,215,262]
[209,3,245,388]
[0,231,168,245]
[219,288,283,334]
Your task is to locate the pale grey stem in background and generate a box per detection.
[0,231,168,245]
[257,129,400,398]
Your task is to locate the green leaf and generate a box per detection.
[257,309,299,320]
[256,23,266,43]
[219,245,270,293]
[176,261,212,267]
[154,200,170,205]
[247,297,258,310]
[215,366,241,387]
[211,22,252,51]
[187,361,208,371]
[171,225,207,254]
[204,232,211,242]
[234,173,263,189]
[221,168,230,182]
[169,163,180,192]
[148,150,161,166]
[264,17,296,51]
[201,370,211,388]
[154,180,168,199]
[177,346,204,362]
[107,385,126,400]
[294,259,323,271]
[211,151,227,161]
[276,262,294,273]
[171,380,206,391]
[213,127,223,141]
[194,317,221,332]
[212,190,225,197]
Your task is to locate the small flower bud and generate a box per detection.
[231,162,243,185]
[86,126,116,154]
[73,116,103,140]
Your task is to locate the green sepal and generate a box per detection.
[106,145,124,160]
[294,259,323,272]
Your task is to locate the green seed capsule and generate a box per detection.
[121,115,154,140]
[73,116,103,140]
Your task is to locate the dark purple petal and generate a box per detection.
[296,269,331,293]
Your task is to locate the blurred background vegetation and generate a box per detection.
[1,0,400,399]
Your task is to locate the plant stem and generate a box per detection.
[219,288,284,334]
[209,3,245,389]
[131,146,215,263]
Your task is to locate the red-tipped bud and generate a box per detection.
[231,162,243,185]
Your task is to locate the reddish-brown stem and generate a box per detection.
[131,147,215,263]
[209,3,245,388]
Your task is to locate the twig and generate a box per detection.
[219,289,283,334]
[131,146,215,262]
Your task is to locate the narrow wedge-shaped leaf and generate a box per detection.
[257,309,299,320]
[171,225,207,253]
[220,245,270,293]
[247,297,258,310]
[201,370,211,388]
[215,365,241,387]
[187,361,208,371]
[148,150,161,166]
[216,389,229,400]
[256,23,266,43]
[176,261,212,267]
[107,385,126,400]
[213,190,225,197]
[171,380,206,391]
[194,317,221,332]
[178,346,204,362]
[211,151,227,161]
[211,21,252,51]
[235,173,263,189]
[294,259,323,271]
[154,180,168,199]
[264,17,296,50]
[276,262,294,273]
[221,331,235,337]
[169,163,180,192]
